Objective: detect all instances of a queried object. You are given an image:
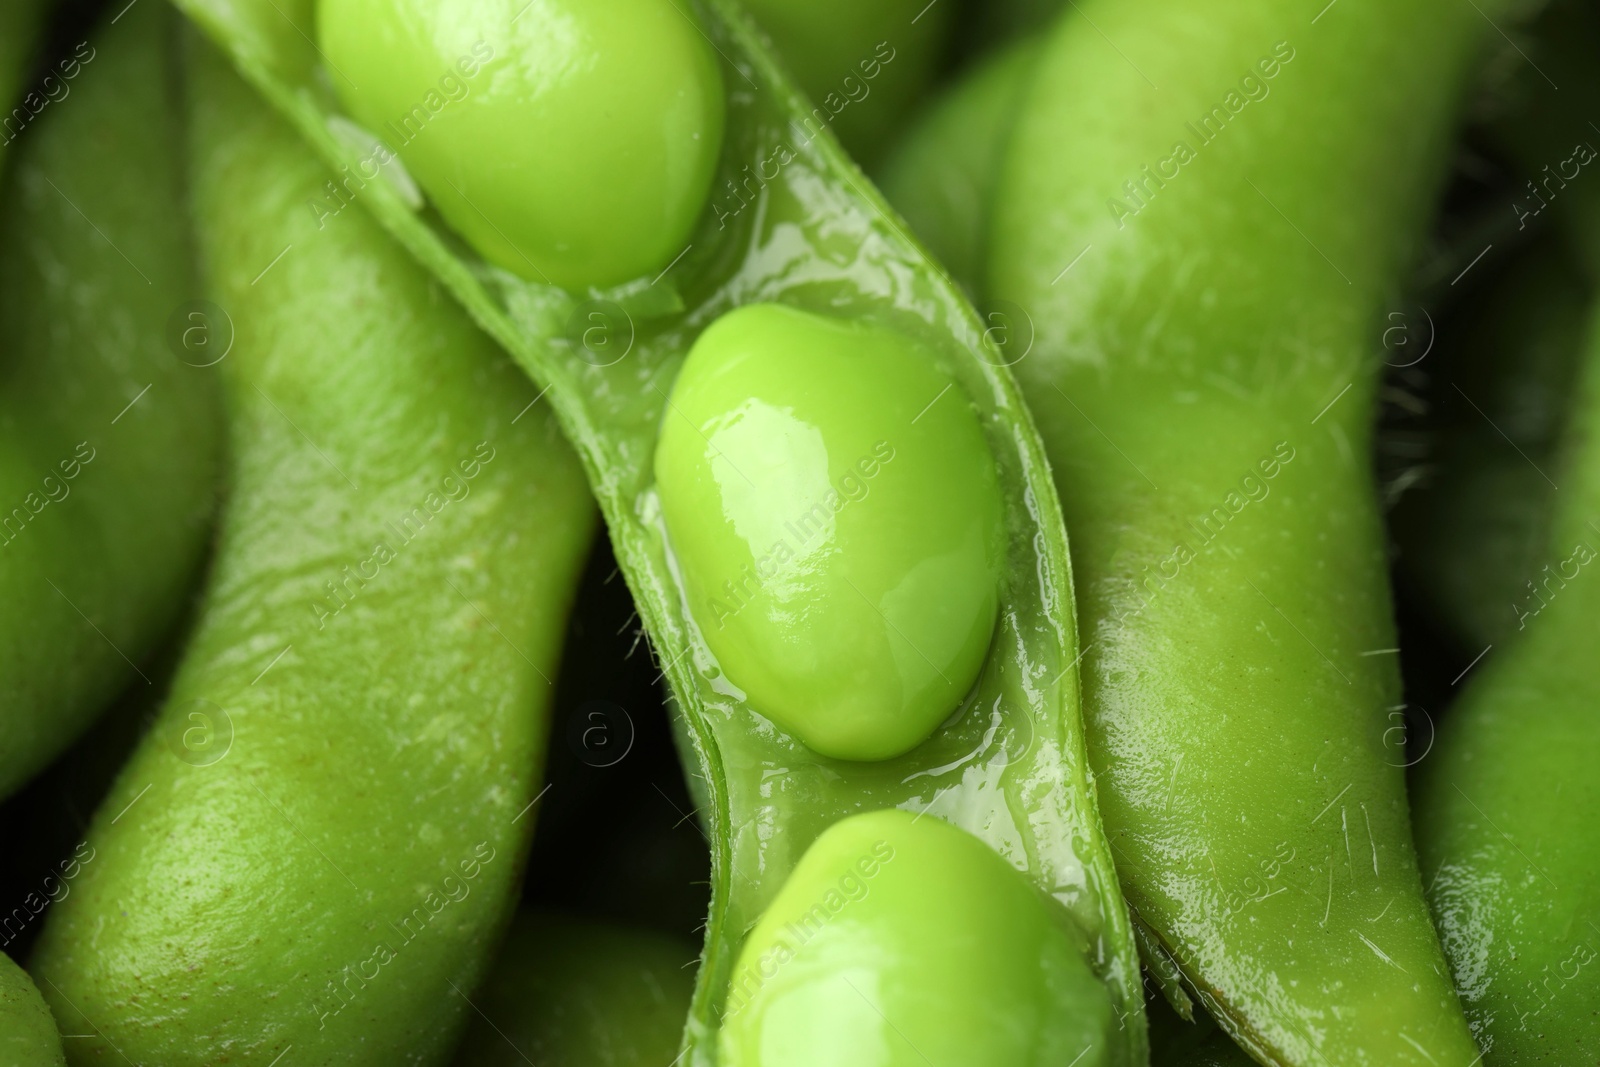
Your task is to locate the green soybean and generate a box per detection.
[31,32,594,1067]
[721,808,1113,1067]
[654,303,1005,761]
[317,0,725,291]
[170,0,1147,1060]
[0,2,221,801]
[451,914,695,1067]
[0,952,63,1067]
[987,0,1509,1061]
[877,39,1042,294]
[736,0,951,164]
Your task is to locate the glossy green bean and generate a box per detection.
[30,29,595,1066]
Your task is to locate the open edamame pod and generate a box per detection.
[451,914,696,1067]
[987,0,1509,1062]
[30,31,594,1066]
[0,952,63,1066]
[0,0,221,801]
[170,0,1147,1060]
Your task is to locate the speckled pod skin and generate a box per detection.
[0,952,63,1066]
[30,32,594,1067]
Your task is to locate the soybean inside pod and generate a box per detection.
[171,0,1145,1060]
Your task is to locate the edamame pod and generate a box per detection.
[171,0,1147,1061]
[0,952,63,1066]
[877,38,1042,294]
[451,914,695,1067]
[735,0,952,164]
[0,1,221,801]
[0,0,49,131]
[1413,294,1600,1058]
[988,0,1507,1061]
[1392,235,1588,652]
[30,31,594,1067]
[1410,4,1600,1056]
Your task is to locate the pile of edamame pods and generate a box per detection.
[0,0,1592,1062]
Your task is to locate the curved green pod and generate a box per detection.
[167,0,1148,1062]
[1480,0,1600,279]
[721,809,1114,1067]
[987,0,1508,1062]
[0,952,63,1066]
[0,0,49,125]
[29,32,595,1067]
[1392,235,1588,653]
[737,0,952,164]
[877,38,1042,294]
[0,2,221,801]
[451,914,695,1067]
[1412,297,1600,1059]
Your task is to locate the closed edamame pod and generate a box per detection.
[31,28,595,1067]
[0,0,222,801]
[734,0,953,165]
[173,0,1149,1060]
[451,914,696,1067]
[876,37,1043,295]
[1410,1,1600,1056]
[1391,234,1589,653]
[0,951,62,1067]
[1413,290,1600,1059]
[987,0,1514,1061]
